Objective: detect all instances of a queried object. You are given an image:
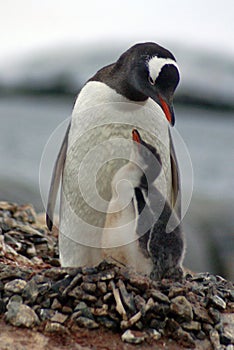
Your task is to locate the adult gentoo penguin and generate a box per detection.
[102,129,185,280]
[46,42,181,267]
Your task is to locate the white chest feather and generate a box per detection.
[101,162,153,274]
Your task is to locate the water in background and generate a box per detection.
[0,95,233,279]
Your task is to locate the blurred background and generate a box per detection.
[0,0,233,279]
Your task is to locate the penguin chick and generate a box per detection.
[132,129,185,280]
[102,129,185,280]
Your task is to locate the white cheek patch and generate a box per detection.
[147,57,179,84]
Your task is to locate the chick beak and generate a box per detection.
[159,96,175,126]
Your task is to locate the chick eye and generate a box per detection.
[148,76,155,85]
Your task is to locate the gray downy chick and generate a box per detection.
[132,129,185,280]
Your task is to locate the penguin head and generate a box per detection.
[117,42,180,126]
[131,129,162,186]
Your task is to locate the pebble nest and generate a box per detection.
[0,201,234,349]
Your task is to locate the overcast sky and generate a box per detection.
[1,0,234,64]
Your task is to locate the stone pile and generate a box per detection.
[0,201,59,267]
[0,201,233,349]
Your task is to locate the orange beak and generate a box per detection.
[159,96,175,126]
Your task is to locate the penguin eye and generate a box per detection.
[148,76,155,85]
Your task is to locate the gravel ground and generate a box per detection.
[0,201,233,350]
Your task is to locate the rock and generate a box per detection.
[220,330,234,346]
[0,299,6,314]
[6,302,39,328]
[96,316,118,330]
[51,298,62,310]
[91,304,108,316]
[150,318,166,330]
[0,217,18,231]
[69,287,97,303]
[62,306,73,314]
[203,323,213,335]
[74,302,94,319]
[51,276,71,295]
[215,321,224,334]
[152,301,170,317]
[40,297,51,308]
[229,290,234,302]
[135,321,144,330]
[50,312,68,324]
[82,266,98,275]
[168,286,185,298]
[26,244,37,258]
[4,279,27,294]
[166,319,196,348]
[8,294,23,305]
[44,322,68,333]
[121,329,146,344]
[209,295,227,310]
[181,321,201,331]
[82,270,115,283]
[38,308,55,321]
[0,235,6,256]
[220,313,234,344]
[209,307,221,324]
[145,297,155,312]
[226,345,234,350]
[166,318,180,333]
[228,302,234,312]
[174,327,196,348]
[13,204,37,223]
[1,201,234,349]
[76,316,99,329]
[128,274,150,291]
[149,289,170,303]
[193,304,214,324]
[98,269,116,281]
[0,201,17,212]
[134,294,146,314]
[189,272,210,282]
[22,279,39,304]
[196,330,207,340]
[97,281,107,294]
[209,329,221,350]
[81,282,96,293]
[170,296,193,322]
[147,328,161,340]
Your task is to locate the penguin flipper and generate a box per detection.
[169,129,181,219]
[46,123,71,230]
